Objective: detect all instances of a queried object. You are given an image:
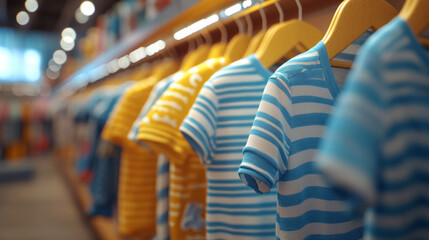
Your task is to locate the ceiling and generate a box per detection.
[0,0,120,34]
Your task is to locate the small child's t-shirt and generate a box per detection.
[137,58,228,240]
[238,41,364,239]
[180,55,277,239]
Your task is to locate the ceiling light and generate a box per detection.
[75,9,89,24]
[48,59,61,72]
[224,3,242,16]
[129,47,147,63]
[145,40,166,56]
[80,1,95,16]
[16,11,30,25]
[25,0,38,12]
[52,50,67,65]
[173,14,219,40]
[46,68,60,80]
[62,27,76,40]
[60,39,75,51]
[242,0,252,8]
[118,56,130,69]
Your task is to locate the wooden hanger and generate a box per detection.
[245,30,266,56]
[322,0,398,68]
[399,0,429,47]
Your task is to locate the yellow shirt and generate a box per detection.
[101,61,177,237]
[136,57,228,240]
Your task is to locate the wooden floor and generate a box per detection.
[0,155,96,240]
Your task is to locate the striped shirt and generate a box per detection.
[317,17,429,240]
[238,41,364,239]
[137,58,228,240]
[180,55,277,239]
[101,78,164,237]
[127,72,183,240]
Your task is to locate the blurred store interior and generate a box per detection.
[0,0,428,239]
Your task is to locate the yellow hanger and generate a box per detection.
[254,1,323,69]
[202,27,227,59]
[180,43,211,71]
[224,34,252,62]
[399,0,429,47]
[151,59,180,80]
[322,0,398,68]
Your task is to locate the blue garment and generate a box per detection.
[88,83,132,217]
[238,41,364,239]
[180,55,277,239]
[317,17,429,240]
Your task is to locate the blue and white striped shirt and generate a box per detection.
[180,55,277,239]
[127,72,183,240]
[317,17,429,240]
[238,42,364,239]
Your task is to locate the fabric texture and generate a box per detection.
[317,17,429,240]
[180,55,277,239]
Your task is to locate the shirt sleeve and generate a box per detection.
[238,73,293,193]
[316,48,385,213]
[180,82,218,165]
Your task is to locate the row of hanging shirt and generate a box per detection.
[69,0,429,239]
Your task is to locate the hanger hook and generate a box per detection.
[274,1,284,23]
[258,0,267,31]
[202,28,213,45]
[245,13,253,36]
[295,0,302,21]
[234,17,245,35]
[218,20,228,42]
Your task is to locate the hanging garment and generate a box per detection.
[238,41,366,239]
[126,71,184,240]
[101,80,158,238]
[179,55,277,239]
[137,57,228,240]
[317,17,429,240]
